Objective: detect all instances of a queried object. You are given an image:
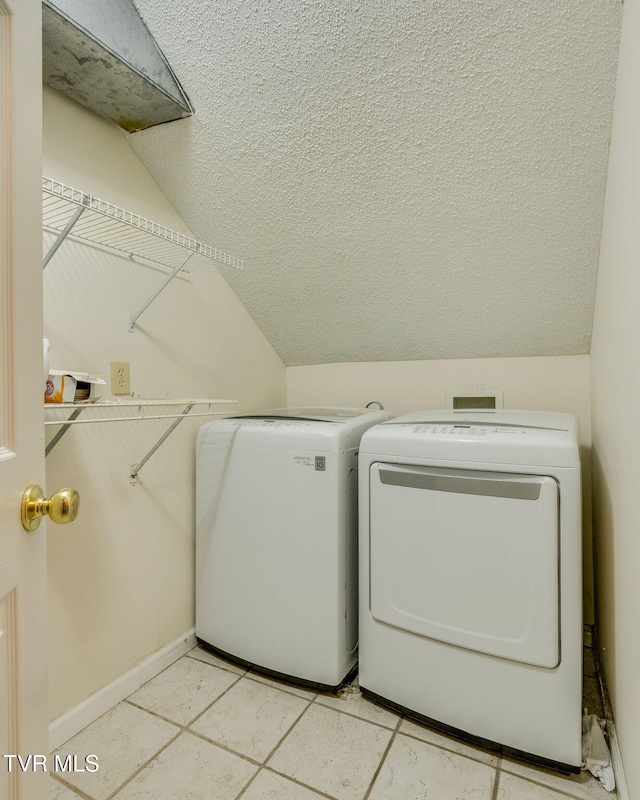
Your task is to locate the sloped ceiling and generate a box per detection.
[128,0,622,366]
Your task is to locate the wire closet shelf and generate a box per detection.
[45,398,239,484]
[42,177,244,273]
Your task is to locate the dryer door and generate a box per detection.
[369,463,559,668]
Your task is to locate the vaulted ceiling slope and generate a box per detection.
[129,0,622,366]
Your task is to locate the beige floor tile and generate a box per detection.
[497,771,604,800]
[243,769,328,799]
[267,703,393,800]
[191,676,309,762]
[316,688,399,730]
[51,702,178,800]
[247,671,317,700]
[368,733,496,800]
[399,718,499,766]
[502,758,615,799]
[111,731,257,800]
[49,776,85,800]
[187,645,247,675]
[127,655,239,725]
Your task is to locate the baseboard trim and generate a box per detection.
[590,624,629,798]
[608,722,630,800]
[49,629,196,751]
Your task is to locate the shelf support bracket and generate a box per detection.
[43,205,86,269]
[129,404,194,484]
[128,252,194,332]
[45,407,86,455]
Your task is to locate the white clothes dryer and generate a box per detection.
[196,406,392,690]
[359,410,582,772]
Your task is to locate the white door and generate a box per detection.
[0,1,48,798]
[369,462,560,668]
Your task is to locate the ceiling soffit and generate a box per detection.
[43,0,192,131]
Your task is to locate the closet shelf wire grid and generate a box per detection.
[42,177,244,272]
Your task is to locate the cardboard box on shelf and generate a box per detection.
[45,370,106,404]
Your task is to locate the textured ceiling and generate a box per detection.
[129,0,622,366]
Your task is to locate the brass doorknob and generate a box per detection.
[21,484,80,531]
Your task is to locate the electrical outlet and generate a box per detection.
[110,361,131,395]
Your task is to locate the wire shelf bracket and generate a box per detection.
[44,398,238,483]
[42,177,244,330]
[128,251,193,332]
[43,203,87,269]
[129,404,195,483]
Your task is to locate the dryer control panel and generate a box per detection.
[363,414,580,468]
[408,424,529,436]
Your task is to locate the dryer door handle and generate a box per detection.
[377,465,544,501]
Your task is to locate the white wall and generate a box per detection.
[43,85,286,721]
[287,355,594,620]
[590,0,640,794]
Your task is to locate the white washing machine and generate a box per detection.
[359,410,582,772]
[196,406,392,690]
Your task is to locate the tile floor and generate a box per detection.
[50,645,615,800]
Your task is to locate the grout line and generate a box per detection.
[123,696,265,768]
[263,697,315,766]
[244,671,319,702]
[179,671,245,728]
[313,697,399,732]
[49,772,96,800]
[316,690,498,770]
[185,649,249,677]
[123,698,185,728]
[58,664,526,800]
[396,726,500,769]
[185,673,313,764]
[490,759,502,800]
[100,667,252,798]
[232,766,264,800]
[179,680,314,768]
[103,727,183,800]
[119,670,316,783]
[263,766,342,800]
[498,766,603,800]
[361,727,398,800]
[120,652,244,731]
[185,699,341,800]
[185,727,263,768]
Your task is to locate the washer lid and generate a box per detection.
[234,407,380,424]
[197,407,392,450]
